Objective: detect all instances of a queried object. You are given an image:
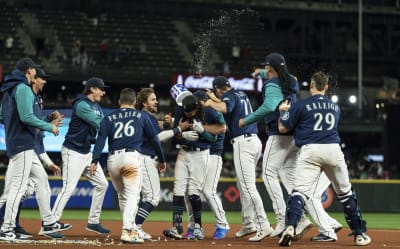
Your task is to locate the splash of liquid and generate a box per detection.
[192,8,258,75]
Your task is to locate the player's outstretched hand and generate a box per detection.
[182,131,199,141]
[192,119,205,133]
[158,162,167,173]
[49,163,61,176]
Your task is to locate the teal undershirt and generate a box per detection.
[15,84,53,132]
[76,101,102,129]
[244,83,283,125]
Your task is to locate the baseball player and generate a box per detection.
[163,94,223,240]
[183,90,230,240]
[203,76,274,242]
[90,88,166,244]
[135,88,190,240]
[277,71,371,246]
[242,54,342,241]
[52,77,110,235]
[0,58,70,241]
[0,66,66,239]
[238,53,312,238]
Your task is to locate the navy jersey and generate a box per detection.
[92,108,165,163]
[280,94,341,147]
[63,94,103,154]
[209,111,225,156]
[221,89,258,138]
[140,113,162,157]
[173,106,221,149]
[263,75,299,136]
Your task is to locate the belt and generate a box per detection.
[149,155,158,160]
[109,148,136,155]
[182,146,208,152]
[231,133,257,144]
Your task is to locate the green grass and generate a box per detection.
[19,210,400,230]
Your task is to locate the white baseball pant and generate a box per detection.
[305,171,342,240]
[107,150,142,231]
[232,134,270,231]
[174,149,209,196]
[141,155,160,207]
[185,154,229,230]
[262,135,297,223]
[52,146,109,224]
[1,150,57,231]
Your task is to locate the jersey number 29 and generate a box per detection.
[313,112,335,131]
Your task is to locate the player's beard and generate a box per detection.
[148,105,158,113]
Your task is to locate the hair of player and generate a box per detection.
[275,64,292,94]
[311,71,329,91]
[136,87,155,110]
[119,88,137,105]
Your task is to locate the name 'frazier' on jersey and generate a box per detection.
[106,110,142,121]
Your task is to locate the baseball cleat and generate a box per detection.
[354,233,371,246]
[0,231,27,241]
[270,220,285,237]
[193,223,204,240]
[163,227,182,240]
[14,226,33,239]
[234,226,257,238]
[248,226,274,242]
[38,221,72,235]
[212,226,230,240]
[137,227,152,240]
[42,232,65,239]
[120,229,144,244]
[310,233,336,242]
[292,218,312,241]
[279,225,294,247]
[183,227,195,239]
[86,223,111,234]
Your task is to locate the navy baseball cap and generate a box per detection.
[182,95,198,112]
[260,53,286,68]
[16,57,39,71]
[84,77,110,89]
[34,66,49,79]
[212,76,230,89]
[193,90,208,101]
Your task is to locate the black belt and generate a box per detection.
[182,146,208,152]
[231,133,257,144]
[109,148,136,155]
[244,133,256,138]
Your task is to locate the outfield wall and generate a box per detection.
[0,177,399,212]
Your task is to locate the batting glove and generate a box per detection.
[192,119,205,133]
[182,131,199,141]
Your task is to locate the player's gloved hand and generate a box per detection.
[182,131,199,141]
[192,119,205,133]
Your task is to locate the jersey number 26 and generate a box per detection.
[114,120,135,139]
